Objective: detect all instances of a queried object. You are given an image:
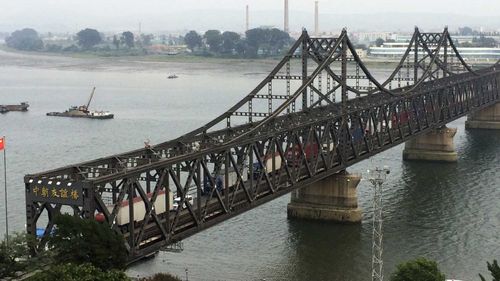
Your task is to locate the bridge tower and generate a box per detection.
[288,30,364,223]
[401,28,467,163]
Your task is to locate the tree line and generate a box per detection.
[184,28,292,57]
[4,27,292,58]
[4,27,153,53]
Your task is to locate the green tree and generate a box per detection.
[140,273,182,281]
[141,34,154,46]
[235,40,247,56]
[267,28,290,54]
[5,28,43,51]
[27,263,129,281]
[390,258,445,281]
[245,28,291,57]
[479,260,500,281]
[47,214,127,270]
[0,232,45,279]
[113,35,120,50]
[246,28,267,48]
[472,36,497,47]
[245,28,267,57]
[204,29,223,53]
[121,31,134,48]
[375,37,385,47]
[459,26,474,36]
[221,31,240,54]
[184,30,202,51]
[355,43,368,50]
[76,28,102,49]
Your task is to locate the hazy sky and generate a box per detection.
[1,0,500,33]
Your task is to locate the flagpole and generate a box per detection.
[3,136,8,246]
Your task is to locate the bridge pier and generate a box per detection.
[287,171,362,223]
[465,102,500,130]
[402,126,458,162]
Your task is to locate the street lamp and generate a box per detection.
[368,166,390,281]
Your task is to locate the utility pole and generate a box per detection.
[368,166,390,281]
[1,137,7,246]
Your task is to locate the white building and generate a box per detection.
[369,42,500,60]
[354,32,395,44]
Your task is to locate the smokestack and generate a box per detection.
[246,5,249,31]
[314,1,319,35]
[284,0,289,33]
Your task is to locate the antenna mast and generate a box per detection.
[368,166,390,281]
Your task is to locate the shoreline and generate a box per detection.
[0,45,403,70]
[0,44,495,74]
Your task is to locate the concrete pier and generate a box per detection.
[402,126,458,162]
[465,102,500,130]
[287,171,362,223]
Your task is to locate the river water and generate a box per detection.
[0,50,498,281]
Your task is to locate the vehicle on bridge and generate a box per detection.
[204,167,248,194]
[286,142,319,167]
[97,190,174,226]
[252,152,283,179]
[172,195,193,211]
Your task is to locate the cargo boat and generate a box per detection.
[46,87,114,119]
[0,102,29,113]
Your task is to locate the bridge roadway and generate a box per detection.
[24,28,500,262]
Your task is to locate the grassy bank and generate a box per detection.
[0,44,284,64]
[0,44,406,68]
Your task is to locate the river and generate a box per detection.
[0,50,498,281]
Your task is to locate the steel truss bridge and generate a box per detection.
[25,27,500,262]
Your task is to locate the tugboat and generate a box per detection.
[46,87,114,119]
[0,102,29,113]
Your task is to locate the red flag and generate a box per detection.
[0,137,4,150]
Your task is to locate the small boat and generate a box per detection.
[167,74,178,79]
[0,102,29,113]
[46,87,114,119]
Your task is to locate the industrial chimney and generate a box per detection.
[315,1,319,35]
[284,0,289,33]
[246,5,249,31]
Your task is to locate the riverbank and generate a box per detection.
[0,44,404,71]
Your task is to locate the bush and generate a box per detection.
[27,263,130,281]
[0,232,43,279]
[62,44,79,52]
[390,257,445,281]
[45,44,63,52]
[140,273,183,281]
